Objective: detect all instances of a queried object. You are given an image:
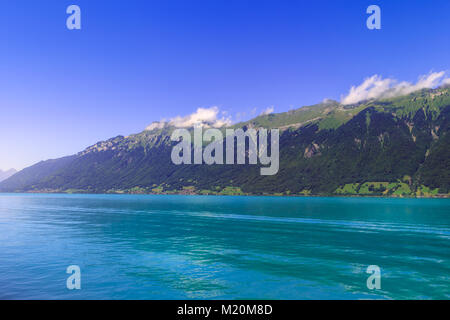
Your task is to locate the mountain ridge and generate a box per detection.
[1,86,449,197]
[0,169,17,183]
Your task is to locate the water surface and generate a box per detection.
[0,194,448,299]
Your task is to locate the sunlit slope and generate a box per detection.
[1,87,449,196]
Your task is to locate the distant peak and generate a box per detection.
[0,168,17,173]
[0,168,18,183]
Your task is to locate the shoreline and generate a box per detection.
[1,190,449,199]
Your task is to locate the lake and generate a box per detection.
[0,194,448,299]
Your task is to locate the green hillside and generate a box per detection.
[1,87,449,197]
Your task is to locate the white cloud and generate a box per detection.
[443,78,450,86]
[260,106,274,116]
[145,121,167,131]
[145,106,232,130]
[341,71,448,105]
[322,98,335,104]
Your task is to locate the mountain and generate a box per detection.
[1,87,450,197]
[0,169,17,183]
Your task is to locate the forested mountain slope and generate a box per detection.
[1,87,449,197]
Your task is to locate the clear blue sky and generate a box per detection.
[0,0,449,170]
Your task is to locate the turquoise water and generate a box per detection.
[0,194,448,300]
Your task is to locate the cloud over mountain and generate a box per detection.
[145,71,450,132]
[341,71,448,105]
[260,106,275,116]
[146,106,232,130]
